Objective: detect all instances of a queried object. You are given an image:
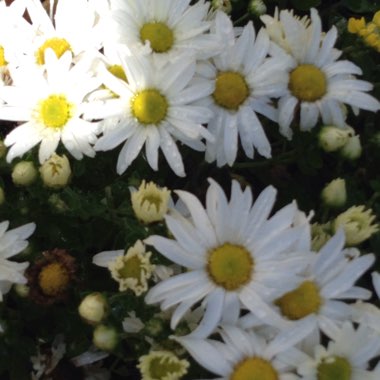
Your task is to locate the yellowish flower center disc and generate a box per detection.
[36,37,72,65]
[0,46,8,66]
[213,71,250,111]
[275,280,322,320]
[118,256,143,280]
[39,94,73,129]
[231,357,279,380]
[317,356,352,380]
[149,357,184,379]
[131,89,168,125]
[207,243,253,291]
[107,64,128,82]
[142,194,162,211]
[38,262,70,296]
[140,22,174,53]
[289,64,327,102]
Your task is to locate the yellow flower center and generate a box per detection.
[141,194,162,212]
[140,22,174,53]
[107,64,128,82]
[275,280,322,320]
[289,64,327,102]
[117,255,144,280]
[0,46,7,67]
[38,262,70,296]
[317,356,352,380]
[207,243,253,291]
[213,72,250,110]
[231,357,278,380]
[131,89,168,125]
[36,37,72,65]
[149,357,185,379]
[38,94,73,129]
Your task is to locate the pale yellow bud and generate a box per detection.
[318,126,351,152]
[79,293,108,325]
[311,222,332,252]
[249,0,267,16]
[93,325,118,351]
[39,154,71,188]
[340,135,362,160]
[333,205,379,246]
[11,161,37,186]
[321,178,347,208]
[211,0,232,14]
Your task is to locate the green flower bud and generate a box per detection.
[340,135,362,160]
[93,325,118,352]
[321,178,347,208]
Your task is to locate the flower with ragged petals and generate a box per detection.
[261,8,380,138]
[145,179,311,337]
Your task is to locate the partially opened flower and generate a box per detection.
[261,8,380,137]
[145,179,310,337]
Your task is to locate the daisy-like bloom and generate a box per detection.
[0,220,35,300]
[293,322,380,380]
[137,350,189,380]
[174,322,314,380]
[26,248,76,305]
[93,240,155,296]
[273,230,375,338]
[333,205,379,246]
[91,52,214,176]
[131,181,171,224]
[144,179,311,337]
[198,11,288,166]
[0,50,102,163]
[110,0,221,66]
[261,8,380,137]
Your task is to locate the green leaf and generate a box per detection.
[342,0,380,13]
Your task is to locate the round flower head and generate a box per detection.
[198,12,288,166]
[110,0,221,66]
[90,52,214,176]
[0,220,35,300]
[144,179,311,337]
[0,50,102,163]
[261,8,380,138]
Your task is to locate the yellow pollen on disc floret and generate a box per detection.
[140,22,174,53]
[0,46,8,66]
[213,71,249,110]
[289,64,327,102]
[231,357,279,380]
[275,280,322,320]
[207,243,253,291]
[36,37,72,65]
[317,356,352,380]
[38,94,73,129]
[131,89,168,125]
[38,262,70,296]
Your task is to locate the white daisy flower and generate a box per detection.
[174,322,314,380]
[90,52,214,176]
[272,230,375,338]
[0,220,35,301]
[0,50,101,163]
[261,8,380,138]
[110,0,221,66]
[197,11,288,166]
[294,322,380,380]
[144,179,311,337]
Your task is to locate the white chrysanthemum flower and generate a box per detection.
[90,52,214,176]
[0,220,35,300]
[261,8,380,138]
[144,179,311,337]
[293,322,380,380]
[23,0,105,65]
[0,50,101,163]
[174,322,314,380]
[110,0,221,66]
[197,11,288,166]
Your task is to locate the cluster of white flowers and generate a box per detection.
[0,0,378,177]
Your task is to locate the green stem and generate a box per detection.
[233,13,250,26]
[233,151,296,169]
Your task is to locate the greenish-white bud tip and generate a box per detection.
[12,161,38,186]
[321,178,347,208]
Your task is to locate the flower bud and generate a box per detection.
[318,126,351,152]
[93,325,118,352]
[12,161,37,186]
[0,140,6,159]
[340,135,362,160]
[39,154,71,188]
[211,0,232,14]
[249,0,267,16]
[79,293,108,325]
[321,178,347,208]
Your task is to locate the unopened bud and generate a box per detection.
[318,126,351,152]
[79,293,108,325]
[340,135,362,160]
[211,0,232,13]
[39,154,71,188]
[93,325,118,351]
[321,178,347,208]
[12,161,37,186]
[249,0,267,16]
